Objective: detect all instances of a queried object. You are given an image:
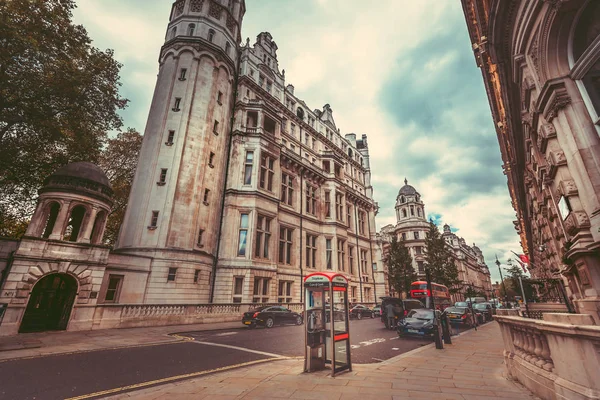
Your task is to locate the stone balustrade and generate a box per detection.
[496,314,600,400]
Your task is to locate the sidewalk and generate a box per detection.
[103,322,538,400]
[0,321,242,361]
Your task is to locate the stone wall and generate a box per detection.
[496,314,600,400]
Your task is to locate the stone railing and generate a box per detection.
[496,314,600,400]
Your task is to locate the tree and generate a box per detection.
[505,259,536,301]
[423,220,461,293]
[0,0,128,237]
[98,128,143,246]
[384,236,417,298]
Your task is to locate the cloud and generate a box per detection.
[71,0,521,282]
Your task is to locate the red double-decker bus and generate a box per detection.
[410,281,451,310]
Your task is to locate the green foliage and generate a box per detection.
[424,221,461,293]
[98,128,142,245]
[506,259,537,301]
[0,0,128,237]
[384,236,417,298]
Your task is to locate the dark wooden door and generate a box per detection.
[20,274,77,333]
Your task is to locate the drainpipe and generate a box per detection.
[299,169,304,303]
[210,52,241,303]
[354,201,363,303]
[367,210,377,303]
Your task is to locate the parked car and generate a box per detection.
[397,308,442,339]
[372,305,381,316]
[242,306,303,328]
[380,297,424,329]
[444,307,474,326]
[350,304,375,320]
[473,303,493,322]
[471,307,486,324]
[455,301,469,308]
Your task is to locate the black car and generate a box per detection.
[473,303,493,322]
[349,305,375,320]
[380,297,423,329]
[242,306,303,328]
[397,308,442,339]
[444,306,474,326]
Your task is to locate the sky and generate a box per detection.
[72,0,522,283]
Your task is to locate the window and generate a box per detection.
[415,246,422,255]
[306,234,317,268]
[203,188,210,205]
[414,231,419,239]
[197,228,204,247]
[358,210,366,235]
[169,26,176,40]
[172,97,181,111]
[337,239,345,271]
[208,29,215,42]
[259,75,265,87]
[255,215,272,259]
[187,23,195,36]
[348,245,355,275]
[417,261,424,274]
[410,206,414,216]
[213,120,219,134]
[325,191,331,218]
[259,154,275,191]
[402,209,407,218]
[305,185,317,215]
[347,204,352,229]
[225,42,231,55]
[335,193,344,221]
[326,239,332,269]
[278,281,293,303]
[278,226,293,265]
[149,211,159,229]
[158,168,167,185]
[253,277,270,303]
[233,277,243,303]
[401,232,406,241]
[209,152,215,168]
[179,68,187,81]
[238,213,249,256]
[417,208,422,217]
[104,275,123,302]
[217,91,223,104]
[194,269,200,283]
[364,287,371,303]
[281,173,293,206]
[166,130,175,145]
[305,134,310,146]
[291,123,296,136]
[360,249,368,275]
[243,151,254,185]
[167,267,177,282]
[351,286,357,301]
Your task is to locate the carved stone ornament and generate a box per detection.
[190,0,203,12]
[209,2,222,19]
[226,14,236,33]
[529,35,540,77]
[537,78,571,122]
[559,179,578,196]
[537,123,556,153]
[564,211,591,235]
[174,0,185,16]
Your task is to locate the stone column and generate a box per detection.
[24,199,46,237]
[48,201,71,240]
[78,207,99,244]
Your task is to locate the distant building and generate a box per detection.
[377,180,492,301]
[461,0,600,321]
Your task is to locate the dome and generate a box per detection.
[398,178,419,197]
[50,162,111,188]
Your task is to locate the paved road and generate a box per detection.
[0,318,479,399]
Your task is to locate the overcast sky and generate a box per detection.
[72,0,522,283]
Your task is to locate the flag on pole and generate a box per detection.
[518,254,530,265]
[511,251,528,272]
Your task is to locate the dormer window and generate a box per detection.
[208,29,215,42]
[187,23,195,36]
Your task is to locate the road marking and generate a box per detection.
[350,345,361,349]
[64,357,281,400]
[392,347,400,350]
[359,338,386,346]
[190,340,287,359]
[214,332,238,337]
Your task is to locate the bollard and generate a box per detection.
[442,314,452,344]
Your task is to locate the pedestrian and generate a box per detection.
[385,302,395,330]
[393,303,403,329]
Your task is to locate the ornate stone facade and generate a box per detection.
[461,0,600,322]
[377,181,492,301]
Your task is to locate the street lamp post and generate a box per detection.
[495,256,508,306]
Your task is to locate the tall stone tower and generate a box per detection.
[115,0,245,303]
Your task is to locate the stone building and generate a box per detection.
[461,0,600,321]
[0,0,381,336]
[377,180,492,301]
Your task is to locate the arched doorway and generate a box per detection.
[20,273,77,333]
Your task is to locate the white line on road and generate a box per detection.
[214,332,238,337]
[191,341,287,359]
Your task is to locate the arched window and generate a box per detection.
[400,196,405,203]
[63,205,86,242]
[169,26,177,40]
[187,23,196,36]
[402,209,407,218]
[208,29,215,42]
[225,42,231,55]
[90,210,107,244]
[41,202,60,238]
[348,148,353,158]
